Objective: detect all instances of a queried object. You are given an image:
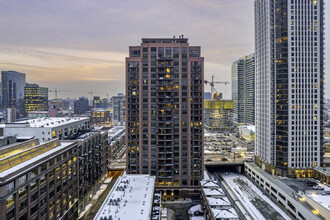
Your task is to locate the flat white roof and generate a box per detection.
[13,117,89,128]
[94,174,156,220]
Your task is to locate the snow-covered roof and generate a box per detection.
[211,208,238,219]
[9,117,89,128]
[207,197,231,207]
[201,180,219,188]
[203,188,225,197]
[94,174,156,220]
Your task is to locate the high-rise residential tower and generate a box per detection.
[126,37,204,198]
[255,0,325,177]
[232,54,255,125]
[24,83,48,116]
[111,93,125,126]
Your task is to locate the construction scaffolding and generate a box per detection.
[204,99,235,133]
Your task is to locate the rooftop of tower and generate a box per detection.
[141,36,188,44]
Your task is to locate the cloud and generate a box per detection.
[0,0,328,98]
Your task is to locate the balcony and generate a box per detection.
[157,56,173,61]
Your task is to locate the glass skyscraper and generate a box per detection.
[24,83,49,116]
[1,71,26,109]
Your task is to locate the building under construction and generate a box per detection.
[204,96,234,133]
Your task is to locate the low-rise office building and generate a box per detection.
[0,138,79,220]
[2,117,90,142]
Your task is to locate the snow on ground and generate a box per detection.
[104,177,112,184]
[188,204,203,214]
[190,216,205,220]
[306,192,330,211]
[221,172,291,220]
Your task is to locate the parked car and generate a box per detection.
[313,185,323,190]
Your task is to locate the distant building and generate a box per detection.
[3,117,90,142]
[6,107,16,123]
[204,99,234,133]
[111,93,125,126]
[28,111,49,119]
[24,83,48,116]
[74,97,90,115]
[204,92,212,100]
[232,54,255,125]
[238,125,255,142]
[49,107,57,117]
[49,99,69,111]
[91,108,111,125]
[1,71,26,118]
[93,96,108,109]
[126,37,204,198]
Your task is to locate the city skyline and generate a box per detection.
[1,0,328,99]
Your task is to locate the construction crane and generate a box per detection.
[49,88,73,101]
[204,74,230,95]
[87,91,102,101]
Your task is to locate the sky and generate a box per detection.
[0,0,329,99]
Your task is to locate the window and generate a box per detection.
[30,168,38,178]
[19,187,27,198]
[31,192,38,204]
[30,180,37,190]
[19,199,27,212]
[31,204,38,216]
[6,181,15,193]
[6,195,14,208]
[6,208,15,220]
